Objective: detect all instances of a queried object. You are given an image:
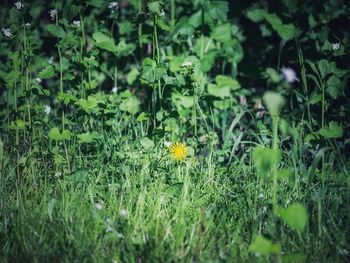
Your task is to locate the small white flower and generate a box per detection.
[112,86,118,93]
[108,2,119,11]
[72,20,80,28]
[164,141,171,148]
[43,105,51,114]
[258,193,264,199]
[25,23,31,27]
[49,9,57,20]
[332,43,340,50]
[95,203,103,210]
[35,77,42,83]
[160,9,165,16]
[14,1,24,10]
[48,57,54,64]
[181,61,192,67]
[54,171,62,177]
[2,28,12,37]
[119,208,128,219]
[281,66,298,83]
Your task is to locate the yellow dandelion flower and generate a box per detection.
[170,142,188,161]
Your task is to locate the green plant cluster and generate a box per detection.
[0,0,349,262]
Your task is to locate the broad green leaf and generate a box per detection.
[38,65,56,79]
[140,137,154,149]
[127,67,140,85]
[57,92,77,105]
[46,24,66,38]
[211,23,231,43]
[215,75,240,90]
[93,32,117,53]
[319,121,343,139]
[249,235,281,256]
[49,127,72,141]
[119,95,140,114]
[264,13,299,39]
[282,253,306,263]
[246,8,266,22]
[77,132,102,143]
[326,75,342,99]
[207,84,230,99]
[207,1,228,21]
[253,147,281,175]
[141,58,166,84]
[148,1,162,16]
[276,203,308,233]
[263,91,285,116]
[172,92,193,109]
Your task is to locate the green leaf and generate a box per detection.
[119,95,140,114]
[249,235,281,256]
[140,137,154,149]
[136,112,149,122]
[165,182,183,197]
[264,13,299,39]
[8,119,28,130]
[38,66,56,79]
[319,121,343,139]
[253,147,281,176]
[211,23,231,43]
[77,132,102,143]
[263,91,285,116]
[46,24,66,38]
[276,203,308,233]
[326,75,342,99]
[92,32,117,53]
[141,58,166,84]
[127,67,140,85]
[215,75,240,90]
[172,92,194,109]
[207,84,230,99]
[246,8,267,22]
[148,1,162,15]
[207,1,228,21]
[49,127,72,141]
[57,92,77,105]
[47,198,56,221]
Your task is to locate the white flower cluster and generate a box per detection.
[160,9,165,16]
[14,1,24,10]
[108,2,119,12]
[181,61,192,67]
[281,67,298,83]
[43,105,51,115]
[332,43,340,51]
[25,23,31,27]
[49,9,57,20]
[112,86,118,93]
[72,20,80,28]
[35,77,42,83]
[2,28,12,37]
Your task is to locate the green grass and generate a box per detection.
[1,126,349,262]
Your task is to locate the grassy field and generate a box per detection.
[1,0,349,262]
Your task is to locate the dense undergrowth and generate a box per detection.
[0,0,349,262]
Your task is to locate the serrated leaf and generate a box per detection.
[46,24,66,38]
[246,8,266,22]
[253,147,281,176]
[207,1,228,21]
[319,121,343,139]
[215,75,240,90]
[119,95,140,114]
[326,75,342,99]
[38,66,56,79]
[93,32,117,53]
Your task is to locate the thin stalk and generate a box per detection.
[138,0,143,58]
[171,0,175,32]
